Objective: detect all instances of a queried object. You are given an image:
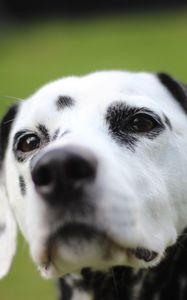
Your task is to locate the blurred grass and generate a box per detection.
[0,10,187,299]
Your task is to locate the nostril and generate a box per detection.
[32,165,53,187]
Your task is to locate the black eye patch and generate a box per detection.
[105,102,165,150]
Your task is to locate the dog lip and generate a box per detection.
[39,240,61,273]
[45,222,158,264]
[54,222,104,241]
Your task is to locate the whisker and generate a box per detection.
[1,95,24,102]
[3,118,16,125]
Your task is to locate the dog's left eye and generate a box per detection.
[129,114,158,133]
[17,134,40,152]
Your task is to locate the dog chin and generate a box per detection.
[33,223,162,279]
[37,245,129,279]
[38,245,162,280]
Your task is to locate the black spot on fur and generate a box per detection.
[58,228,187,300]
[19,175,26,196]
[61,130,70,139]
[58,278,73,300]
[0,104,18,162]
[37,124,50,142]
[164,114,172,130]
[52,129,60,141]
[52,129,69,141]
[158,73,187,114]
[56,96,74,110]
[105,102,164,151]
[0,223,6,234]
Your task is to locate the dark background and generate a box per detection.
[1,0,187,19]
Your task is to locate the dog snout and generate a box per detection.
[31,146,97,205]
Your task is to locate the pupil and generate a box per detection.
[133,117,152,131]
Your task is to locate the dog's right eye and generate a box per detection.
[17,134,40,152]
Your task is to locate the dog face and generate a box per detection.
[1,71,187,278]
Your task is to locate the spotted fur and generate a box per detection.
[1,71,187,300]
[59,230,187,300]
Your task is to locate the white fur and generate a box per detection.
[0,180,17,278]
[1,71,187,279]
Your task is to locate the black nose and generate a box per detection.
[31,146,97,205]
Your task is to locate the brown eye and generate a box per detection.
[130,115,157,132]
[17,134,40,152]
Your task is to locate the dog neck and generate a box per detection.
[58,230,187,300]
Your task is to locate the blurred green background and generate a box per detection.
[0,9,187,300]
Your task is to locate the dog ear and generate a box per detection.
[0,190,17,278]
[0,105,18,278]
[157,73,187,113]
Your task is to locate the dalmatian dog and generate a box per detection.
[1,71,187,300]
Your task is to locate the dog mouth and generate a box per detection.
[40,223,158,273]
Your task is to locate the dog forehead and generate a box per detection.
[13,71,181,131]
[26,71,166,104]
